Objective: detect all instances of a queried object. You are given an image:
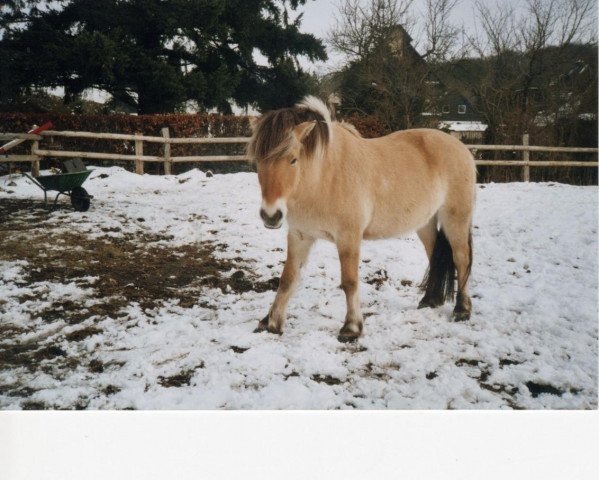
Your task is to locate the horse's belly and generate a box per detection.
[362,216,420,239]
[363,195,441,240]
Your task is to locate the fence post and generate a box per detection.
[135,133,144,175]
[161,127,171,175]
[522,133,530,182]
[31,139,40,177]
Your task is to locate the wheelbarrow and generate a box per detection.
[23,158,94,212]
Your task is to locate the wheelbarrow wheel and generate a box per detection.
[71,186,91,212]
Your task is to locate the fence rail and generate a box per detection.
[1,129,597,180]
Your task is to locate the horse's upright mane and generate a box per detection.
[247,96,332,163]
[339,121,362,138]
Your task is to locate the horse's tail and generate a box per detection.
[419,228,456,305]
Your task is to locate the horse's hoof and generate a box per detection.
[418,298,442,309]
[337,333,359,343]
[253,319,282,335]
[253,325,282,335]
[254,315,269,333]
[452,310,471,322]
[267,326,283,335]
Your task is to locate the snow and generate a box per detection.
[439,120,488,132]
[0,166,597,409]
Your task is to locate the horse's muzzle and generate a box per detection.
[260,208,283,229]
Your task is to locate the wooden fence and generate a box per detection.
[1,129,597,180]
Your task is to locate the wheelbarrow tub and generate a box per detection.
[24,170,94,211]
[35,170,92,192]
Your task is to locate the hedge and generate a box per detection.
[1,112,595,183]
[0,112,390,174]
[0,112,255,174]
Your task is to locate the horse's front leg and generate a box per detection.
[255,230,314,335]
[336,239,363,343]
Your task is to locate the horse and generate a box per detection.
[247,96,476,342]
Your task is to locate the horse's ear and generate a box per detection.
[249,116,260,131]
[293,121,316,143]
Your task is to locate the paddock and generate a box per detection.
[0,167,596,409]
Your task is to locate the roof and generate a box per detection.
[439,120,488,132]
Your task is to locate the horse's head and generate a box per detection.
[247,96,331,229]
[252,120,316,229]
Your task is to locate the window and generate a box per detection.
[458,104,467,114]
[442,105,450,114]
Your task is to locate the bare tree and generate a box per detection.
[328,0,415,61]
[327,0,596,138]
[327,0,460,130]
[461,0,597,143]
[469,1,520,56]
[526,0,597,47]
[419,0,461,61]
[555,0,596,45]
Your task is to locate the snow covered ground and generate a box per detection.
[0,166,597,409]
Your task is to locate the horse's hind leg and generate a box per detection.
[439,213,473,321]
[417,215,437,261]
[417,224,454,310]
[417,216,449,309]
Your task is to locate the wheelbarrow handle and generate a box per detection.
[21,172,45,191]
[21,172,51,205]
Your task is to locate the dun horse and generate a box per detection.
[247,96,476,342]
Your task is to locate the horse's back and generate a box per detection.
[356,127,476,238]
[373,128,476,200]
[374,128,474,172]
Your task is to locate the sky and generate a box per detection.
[300,0,485,37]
[298,0,598,74]
[296,0,488,72]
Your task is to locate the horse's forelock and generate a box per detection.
[247,98,331,164]
[295,96,332,126]
[247,110,295,164]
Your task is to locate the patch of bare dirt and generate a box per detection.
[0,198,277,405]
[365,269,388,289]
[0,199,277,317]
[311,374,343,386]
[158,363,204,388]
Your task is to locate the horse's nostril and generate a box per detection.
[260,208,283,225]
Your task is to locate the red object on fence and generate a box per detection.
[0,121,53,154]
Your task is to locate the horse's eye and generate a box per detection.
[290,158,297,165]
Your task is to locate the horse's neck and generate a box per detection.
[300,143,334,193]
[297,127,358,198]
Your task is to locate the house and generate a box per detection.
[387,25,489,141]
[434,92,487,142]
[325,23,490,139]
[438,119,487,142]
